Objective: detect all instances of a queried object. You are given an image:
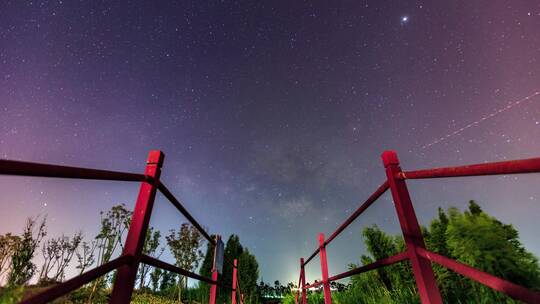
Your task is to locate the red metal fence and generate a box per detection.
[0,150,245,304]
[295,150,540,304]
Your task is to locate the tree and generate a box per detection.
[219,235,244,303]
[8,217,47,286]
[150,267,163,292]
[197,234,216,303]
[159,270,176,291]
[76,238,97,275]
[166,223,205,302]
[227,237,260,304]
[200,235,260,303]
[0,233,20,283]
[88,204,132,302]
[39,232,82,284]
[347,200,540,303]
[137,226,163,289]
[444,200,540,301]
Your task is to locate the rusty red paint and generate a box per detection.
[110,150,164,303]
[382,150,443,304]
[300,258,307,304]
[232,259,238,304]
[402,157,540,179]
[209,270,219,304]
[318,233,333,304]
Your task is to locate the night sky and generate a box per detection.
[1,1,540,286]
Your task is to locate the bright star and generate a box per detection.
[401,16,409,23]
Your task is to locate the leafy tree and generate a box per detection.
[219,235,244,303]
[88,204,132,302]
[166,223,205,302]
[197,234,216,303]
[137,226,163,289]
[443,200,540,301]
[347,200,540,303]
[39,232,82,284]
[8,216,47,286]
[238,249,260,303]
[0,233,20,283]
[75,238,97,275]
[160,270,177,292]
[149,267,162,292]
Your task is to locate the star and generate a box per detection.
[401,16,409,23]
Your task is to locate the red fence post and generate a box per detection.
[232,259,238,304]
[209,235,221,304]
[110,150,164,303]
[300,258,307,304]
[318,233,333,304]
[209,270,218,304]
[382,151,442,304]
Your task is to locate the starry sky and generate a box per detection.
[1,0,540,286]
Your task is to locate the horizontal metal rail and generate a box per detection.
[303,251,408,289]
[325,181,389,247]
[401,157,540,180]
[21,255,132,304]
[329,251,408,282]
[141,255,219,286]
[157,182,215,245]
[303,280,322,290]
[416,248,540,304]
[0,159,145,182]
[303,181,389,266]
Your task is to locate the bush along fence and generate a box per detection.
[295,150,540,304]
[0,150,245,304]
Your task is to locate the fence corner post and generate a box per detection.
[318,233,333,304]
[300,258,307,304]
[110,150,164,303]
[381,150,442,304]
[232,259,238,304]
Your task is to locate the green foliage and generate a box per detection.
[199,235,260,304]
[131,292,178,304]
[88,203,132,302]
[0,285,25,303]
[8,217,47,286]
[197,234,216,303]
[238,249,260,304]
[166,223,205,302]
[428,200,540,302]
[39,232,83,284]
[0,233,20,283]
[218,235,244,304]
[323,200,540,303]
[75,239,97,275]
[166,223,205,273]
[137,227,163,289]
